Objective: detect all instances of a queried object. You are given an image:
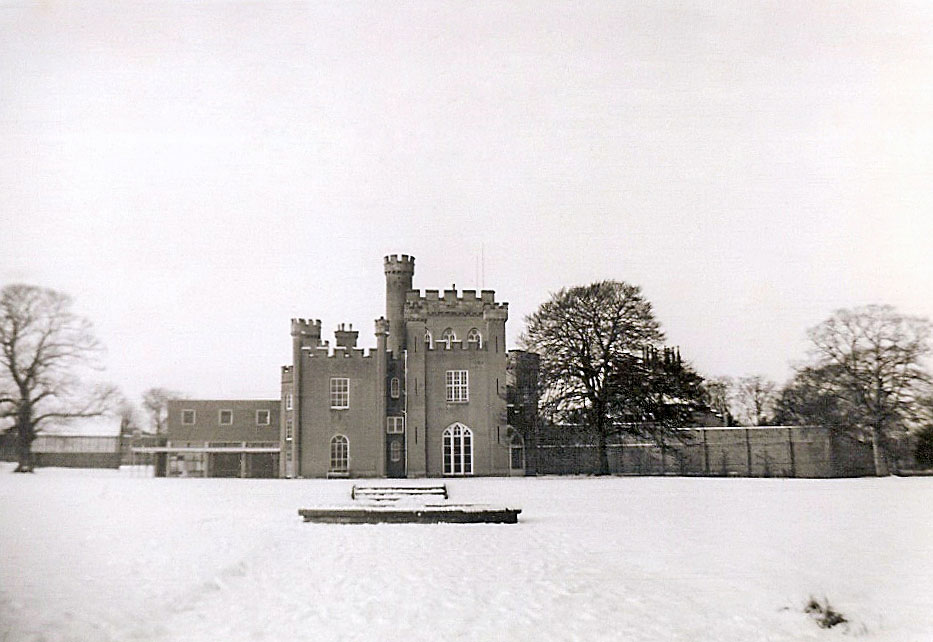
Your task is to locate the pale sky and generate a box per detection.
[2,1,931,406]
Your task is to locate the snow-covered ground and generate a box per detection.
[1,465,931,642]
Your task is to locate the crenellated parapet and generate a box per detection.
[384,254,415,274]
[483,304,509,321]
[403,288,508,319]
[308,345,375,359]
[291,318,322,337]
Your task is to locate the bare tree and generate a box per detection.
[803,305,931,475]
[0,285,118,472]
[703,376,735,426]
[521,281,666,475]
[141,387,184,434]
[734,375,777,426]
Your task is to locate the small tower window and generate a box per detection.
[467,328,482,347]
[390,377,400,399]
[424,330,433,346]
[441,328,456,347]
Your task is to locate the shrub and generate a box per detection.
[804,596,848,629]
[914,425,933,469]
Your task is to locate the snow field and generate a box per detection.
[1,465,931,641]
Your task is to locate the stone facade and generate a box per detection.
[282,254,525,478]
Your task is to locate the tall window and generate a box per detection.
[390,441,402,462]
[446,370,469,402]
[386,416,405,434]
[467,328,482,347]
[442,423,473,475]
[285,393,293,410]
[330,435,349,473]
[330,378,349,409]
[219,409,233,425]
[440,328,456,347]
[390,377,400,399]
[424,330,432,346]
[182,409,196,425]
[285,419,293,441]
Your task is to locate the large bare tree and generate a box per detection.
[803,305,931,475]
[0,285,118,472]
[521,281,667,475]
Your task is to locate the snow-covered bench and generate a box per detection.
[350,484,448,502]
[300,483,521,524]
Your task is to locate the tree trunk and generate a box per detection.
[14,413,35,473]
[14,434,34,473]
[596,429,610,475]
[871,425,888,477]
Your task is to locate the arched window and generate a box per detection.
[390,377,400,399]
[440,328,456,347]
[330,435,349,473]
[442,423,473,476]
[466,328,482,347]
[510,432,525,470]
[424,330,433,347]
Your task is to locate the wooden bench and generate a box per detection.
[350,484,448,502]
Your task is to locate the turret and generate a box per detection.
[288,318,320,477]
[384,254,415,355]
[290,318,322,349]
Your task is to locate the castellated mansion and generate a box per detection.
[155,255,535,479]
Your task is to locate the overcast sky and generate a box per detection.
[2,1,931,407]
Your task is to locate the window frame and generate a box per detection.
[285,393,293,410]
[440,328,456,347]
[390,377,400,399]
[218,409,233,426]
[467,328,482,347]
[285,419,293,441]
[330,377,350,409]
[330,434,349,473]
[445,370,469,403]
[256,409,271,426]
[386,416,405,434]
[181,409,196,425]
[442,423,473,476]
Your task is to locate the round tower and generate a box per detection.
[384,254,415,355]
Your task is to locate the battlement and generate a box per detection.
[309,345,375,360]
[384,254,415,273]
[291,318,322,336]
[402,285,508,321]
[483,304,509,320]
[404,288,503,307]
